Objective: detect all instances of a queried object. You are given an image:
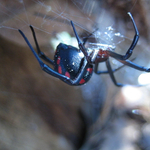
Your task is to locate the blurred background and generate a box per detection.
[0,0,150,149]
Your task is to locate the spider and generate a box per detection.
[18,12,150,87]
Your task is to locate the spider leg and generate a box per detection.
[29,25,54,65]
[105,59,124,86]
[94,62,125,74]
[70,21,89,58]
[18,29,89,85]
[95,58,136,74]
[117,59,150,72]
[107,12,139,60]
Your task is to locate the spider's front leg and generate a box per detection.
[107,12,139,60]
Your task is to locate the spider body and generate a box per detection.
[18,12,150,86]
[54,43,93,84]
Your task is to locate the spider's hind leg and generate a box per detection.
[30,25,54,65]
[107,12,139,61]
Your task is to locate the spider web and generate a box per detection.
[0,0,135,110]
[0,0,150,149]
[0,0,150,109]
[0,0,150,107]
[0,0,126,48]
[0,0,128,98]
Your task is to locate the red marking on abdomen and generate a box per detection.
[57,56,61,64]
[79,79,85,84]
[87,68,93,74]
[65,72,70,78]
[58,65,62,74]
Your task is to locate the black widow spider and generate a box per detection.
[18,12,150,87]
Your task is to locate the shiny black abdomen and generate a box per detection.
[54,43,93,85]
